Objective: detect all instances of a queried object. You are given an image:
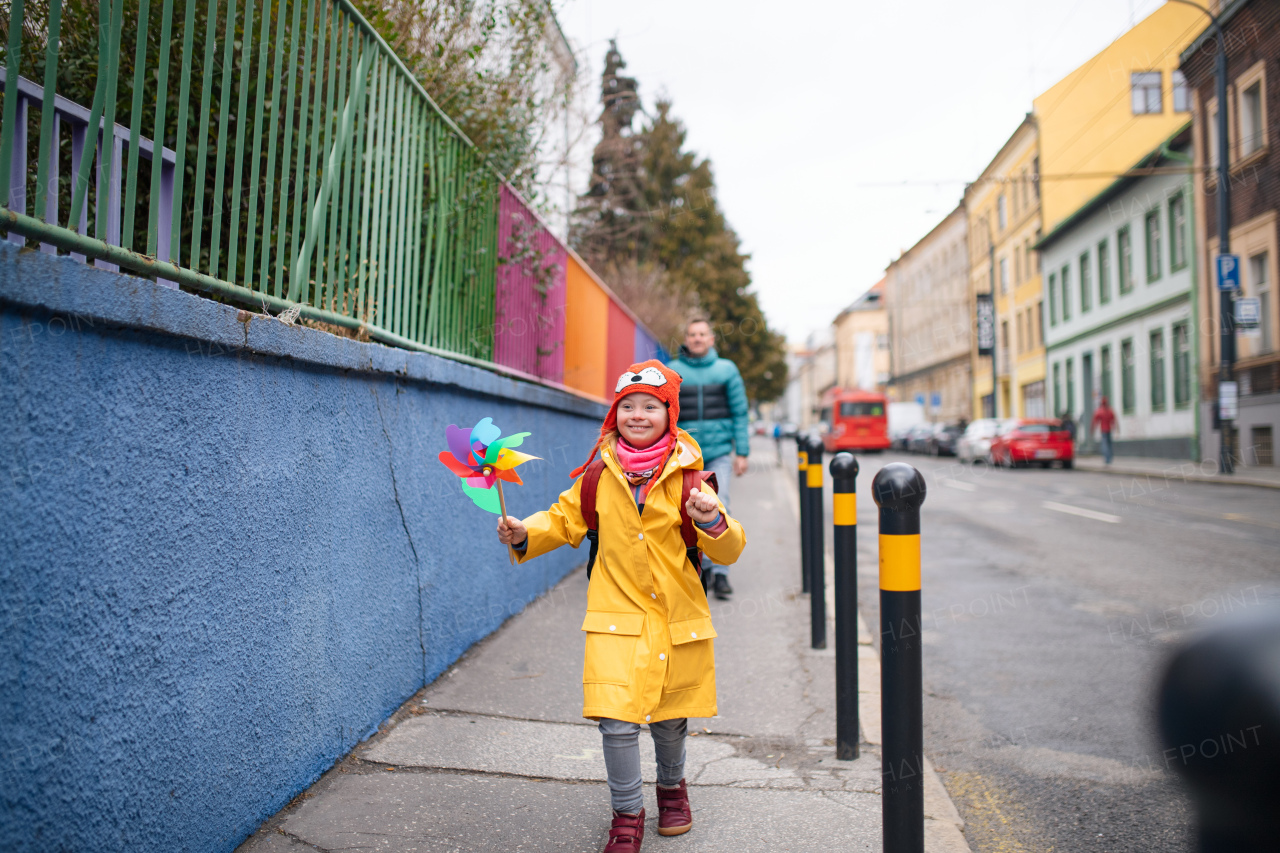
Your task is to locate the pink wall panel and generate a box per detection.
[494,186,567,383]
[606,299,636,401]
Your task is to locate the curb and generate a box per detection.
[1074,458,1280,490]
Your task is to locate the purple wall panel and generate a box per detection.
[494,186,567,383]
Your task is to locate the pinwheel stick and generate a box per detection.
[491,472,516,565]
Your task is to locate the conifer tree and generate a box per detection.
[572,40,647,267]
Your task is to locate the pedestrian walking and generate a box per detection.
[668,318,750,601]
[496,360,746,853]
[773,422,784,466]
[1091,396,1118,465]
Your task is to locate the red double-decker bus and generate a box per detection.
[819,388,890,452]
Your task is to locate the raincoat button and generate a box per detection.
[691,632,697,639]
[609,625,616,631]
[659,653,666,661]
[651,593,657,599]
[638,533,644,540]
[645,715,651,722]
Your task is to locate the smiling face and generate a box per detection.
[615,392,670,448]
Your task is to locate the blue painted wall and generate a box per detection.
[0,245,604,851]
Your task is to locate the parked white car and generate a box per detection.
[957,418,1003,464]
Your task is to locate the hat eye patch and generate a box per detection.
[615,365,668,394]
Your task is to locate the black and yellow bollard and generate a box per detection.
[797,438,810,593]
[1156,611,1280,852]
[830,451,859,760]
[806,436,826,650]
[872,462,926,853]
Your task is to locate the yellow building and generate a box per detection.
[965,116,1046,420]
[1034,1,1206,233]
[833,279,890,394]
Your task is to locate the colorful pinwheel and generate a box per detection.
[439,417,540,559]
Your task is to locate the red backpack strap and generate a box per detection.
[580,460,606,578]
[680,469,719,548]
[580,460,606,532]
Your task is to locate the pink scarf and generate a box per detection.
[614,433,673,501]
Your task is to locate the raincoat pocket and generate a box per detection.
[582,611,645,686]
[665,616,717,692]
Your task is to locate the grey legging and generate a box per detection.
[598,717,687,814]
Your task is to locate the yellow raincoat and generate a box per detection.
[517,430,746,723]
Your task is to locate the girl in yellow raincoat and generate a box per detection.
[496,360,746,852]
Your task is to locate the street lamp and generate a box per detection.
[1168,0,1234,473]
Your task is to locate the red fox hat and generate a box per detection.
[570,360,682,478]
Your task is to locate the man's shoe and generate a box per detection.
[712,574,733,600]
[656,779,693,836]
[603,809,645,852]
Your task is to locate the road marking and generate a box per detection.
[943,480,978,491]
[1042,500,1121,524]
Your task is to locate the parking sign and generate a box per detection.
[1217,254,1240,291]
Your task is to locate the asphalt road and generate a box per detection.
[773,440,1280,853]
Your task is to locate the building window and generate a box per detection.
[1023,380,1046,418]
[1145,210,1162,282]
[1251,252,1272,353]
[1080,251,1092,313]
[1252,426,1274,466]
[1025,239,1034,278]
[1173,322,1191,408]
[1173,70,1190,113]
[1240,80,1264,158]
[1000,257,1009,293]
[1048,272,1058,326]
[1121,338,1135,413]
[1098,239,1111,304]
[1032,157,1040,200]
[1100,344,1113,404]
[1150,329,1166,411]
[1065,357,1075,416]
[877,333,891,350]
[1118,225,1133,294]
[998,195,1008,231]
[1036,301,1044,346]
[1169,193,1187,271]
[1053,362,1062,416]
[1131,71,1162,115]
[1061,264,1072,321]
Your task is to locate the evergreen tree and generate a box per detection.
[571,46,787,402]
[572,40,647,268]
[637,101,787,403]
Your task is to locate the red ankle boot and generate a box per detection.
[603,808,645,852]
[656,779,693,836]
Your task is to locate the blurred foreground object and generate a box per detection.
[1156,609,1280,852]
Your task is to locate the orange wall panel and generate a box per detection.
[563,256,610,399]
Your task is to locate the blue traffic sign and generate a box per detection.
[1217,254,1240,291]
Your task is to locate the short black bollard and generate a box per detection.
[797,439,810,594]
[830,451,859,760]
[872,462,927,853]
[806,436,826,650]
[1156,610,1280,852]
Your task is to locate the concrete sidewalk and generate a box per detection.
[238,452,968,852]
[1074,454,1280,489]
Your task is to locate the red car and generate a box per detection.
[990,419,1074,469]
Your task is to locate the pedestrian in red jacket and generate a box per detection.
[1091,397,1118,465]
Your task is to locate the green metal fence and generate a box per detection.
[1,0,499,361]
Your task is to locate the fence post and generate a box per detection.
[830,451,859,760]
[797,438,810,594]
[1156,611,1280,852]
[872,462,927,853]
[806,436,826,650]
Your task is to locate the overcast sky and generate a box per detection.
[558,0,1172,345]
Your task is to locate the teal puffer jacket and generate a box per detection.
[668,346,750,461]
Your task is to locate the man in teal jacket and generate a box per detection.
[669,318,750,600]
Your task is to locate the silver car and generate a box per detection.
[957,418,1003,464]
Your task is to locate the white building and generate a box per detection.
[1038,129,1199,459]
